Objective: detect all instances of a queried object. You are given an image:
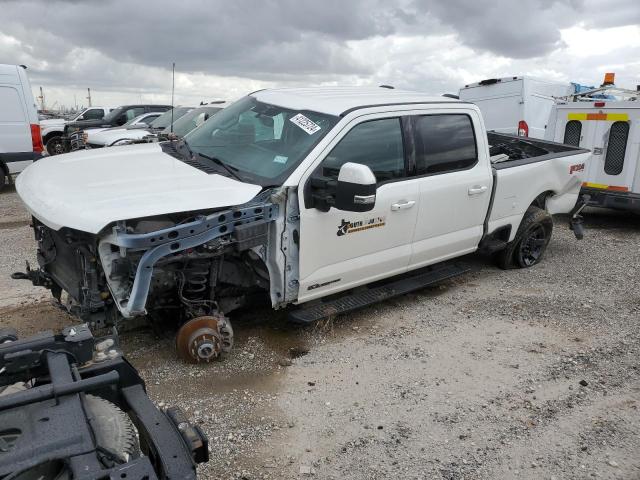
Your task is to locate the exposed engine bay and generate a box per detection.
[17,189,300,363]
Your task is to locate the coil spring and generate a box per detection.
[183,260,210,300]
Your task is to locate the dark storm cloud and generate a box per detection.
[0,0,637,87]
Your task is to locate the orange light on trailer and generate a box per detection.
[518,120,529,137]
[603,72,615,85]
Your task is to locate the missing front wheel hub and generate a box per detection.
[175,315,234,363]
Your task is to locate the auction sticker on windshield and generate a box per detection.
[290,113,321,135]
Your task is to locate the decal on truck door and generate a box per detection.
[337,217,386,236]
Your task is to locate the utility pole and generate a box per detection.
[74,94,77,111]
[38,86,46,111]
[86,88,92,107]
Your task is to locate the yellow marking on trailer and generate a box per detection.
[606,113,629,121]
[568,113,629,121]
[582,182,609,189]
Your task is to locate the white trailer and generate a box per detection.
[545,79,640,213]
[459,76,573,139]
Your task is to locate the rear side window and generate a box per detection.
[83,108,104,120]
[320,118,405,183]
[604,121,630,176]
[563,120,582,146]
[0,87,26,122]
[414,114,477,175]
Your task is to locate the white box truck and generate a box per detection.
[0,64,44,190]
[459,76,573,139]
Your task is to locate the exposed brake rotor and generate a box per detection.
[176,315,234,363]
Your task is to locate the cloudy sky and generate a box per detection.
[1,0,639,110]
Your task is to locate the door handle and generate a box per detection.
[468,185,488,196]
[391,200,416,211]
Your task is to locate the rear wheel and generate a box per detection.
[495,206,553,269]
[45,136,65,156]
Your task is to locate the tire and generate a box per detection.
[0,168,6,191]
[495,206,553,270]
[45,136,65,156]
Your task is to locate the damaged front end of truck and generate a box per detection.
[14,189,299,363]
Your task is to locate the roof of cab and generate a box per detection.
[252,86,461,117]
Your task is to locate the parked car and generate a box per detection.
[14,87,590,363]
[85,106,195,148]
[80,111,166,148]
[41,106,117,155]
[545,77,640,213]
[0,63,44,191]
[459,76,574,139]
[61,104,172,152]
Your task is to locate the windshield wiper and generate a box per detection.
[194,151,243,182]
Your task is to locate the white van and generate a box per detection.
[0,64,44,190]
[545,99,640,212]
[459,76,573,139]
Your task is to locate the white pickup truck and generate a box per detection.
[40,106,116,155]
[14,87,590,363]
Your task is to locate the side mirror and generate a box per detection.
[77,115,84,120]
[335,162,376,212]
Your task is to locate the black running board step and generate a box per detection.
[289,262,469,324]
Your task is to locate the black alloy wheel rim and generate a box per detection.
[518,225,547,267]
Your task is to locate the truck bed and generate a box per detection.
[486,132,591,243]
[487,132,589,169]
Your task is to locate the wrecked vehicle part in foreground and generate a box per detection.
[0,324,208,479]
[14,87,590,363]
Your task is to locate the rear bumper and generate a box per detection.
[581,187,640,213]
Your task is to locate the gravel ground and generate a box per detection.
[1,187,638,479]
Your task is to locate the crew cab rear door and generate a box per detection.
[297,114,420,302]
[407,109,492,268]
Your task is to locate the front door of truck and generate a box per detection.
[298,116,420,303]
[408,111,492,269]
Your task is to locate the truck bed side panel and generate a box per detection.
[489,151,590,241]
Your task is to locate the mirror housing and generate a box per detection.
[335,162,376,212]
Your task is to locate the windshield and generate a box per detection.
[165,106,222,137]
[151,107,192,129]
[185,96,338,184]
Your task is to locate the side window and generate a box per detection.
[84,108,104,120]
[414,114,477,175]
[604,121,630,176]
[140,114,159,124]
[320,118,405,182]
[126,107,145,121]
[563,120,582,146]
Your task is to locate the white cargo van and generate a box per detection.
[0,64,44,190]
[546,98,640,212]
[459,76,573,139]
